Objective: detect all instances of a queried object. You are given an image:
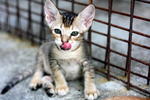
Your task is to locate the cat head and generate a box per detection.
[44,0,95,51]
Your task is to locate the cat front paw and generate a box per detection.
[41,76,55,96]
[55,85,69,96]
[29,79,42,90]
[84,88,100,100]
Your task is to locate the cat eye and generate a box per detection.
[71,31,79,36]
[54,29,61,34]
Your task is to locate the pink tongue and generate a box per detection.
[60,42,72,50]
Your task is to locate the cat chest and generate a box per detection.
[58,60,82,80]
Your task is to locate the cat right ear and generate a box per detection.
[76,4,95,32]
[44,0,60,27]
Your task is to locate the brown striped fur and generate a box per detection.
[30,0,97,100]
[30,1,97,100]
[61,12,78,27]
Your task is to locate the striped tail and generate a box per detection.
[1,68,34,94]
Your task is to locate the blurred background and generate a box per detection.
[0,0,150,100]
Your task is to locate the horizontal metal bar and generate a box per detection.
[92,56,106,64]
[1,0,150,22]
[2,1,149,38]
[0,1,42,16]
[94,19,150,38]
[136,0,150,4]
[93,56,150,80]
[130,83,150,95]
[10,24,45,42]
[131,71,150,80]
[31,0,42,5]
[58,8,71,12]
[91,30,150,49]
[95,5,150,22]
[111,36,150,49]
[63,0,150,22]
[96,66,150,96]
[109,64,150,80]
[96,67,128,84]
[84,39,106,49]
[85,40,150,66]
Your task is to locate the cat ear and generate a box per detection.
[44,0,61,27]
[77,4,95,31]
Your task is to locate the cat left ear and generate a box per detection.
[77,4,95,31]
[44,0,61,27]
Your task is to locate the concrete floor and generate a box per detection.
[0,31,148,100]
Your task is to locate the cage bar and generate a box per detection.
[126,0,135,89]
[104,0,113,80]
[147,62,150,85]
[5,0,10,32]
[39,0,46,44]
[71,0,75,12]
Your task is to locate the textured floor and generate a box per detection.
[0,32,148,100]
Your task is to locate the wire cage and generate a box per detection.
[0,0,150,97]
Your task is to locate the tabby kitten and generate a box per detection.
[29,0,99,99]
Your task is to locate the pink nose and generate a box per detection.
[60,42,72,50]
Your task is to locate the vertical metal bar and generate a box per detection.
[147,61,150,85]
[0,16,2,30]
[5,0,10,32]
[126,0,135,89]
[0,8,1,30]
[16,0,21,38]
[88,27,92,57]
[104,0,113,80]
[71,0,74,12]
[56,0,59,8]
[39,0,45,44]
[27,0,33,44]
[88,0,93,57]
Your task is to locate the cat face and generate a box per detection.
[44,0,95,51]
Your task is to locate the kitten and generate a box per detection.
[1,0,99,99]
[29,0,99,99]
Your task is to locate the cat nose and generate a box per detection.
[61,39,68,43]
[61,35,69,43]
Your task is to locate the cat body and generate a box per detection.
[38,41,88,81]
[29,0,99,100]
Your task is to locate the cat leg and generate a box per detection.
[82,60,100,100]
[51,61,69,96]
[35,42,68,96]
[29,42,53,90]
[29,52,44,90]
[41,75,55,96]
[54,68,69,96]
[39,43,69,96]
[41,68,69,96]
[29,68,43,90]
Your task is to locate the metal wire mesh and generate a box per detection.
[0,0,149,96]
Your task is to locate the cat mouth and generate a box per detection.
[60,42,72,50]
